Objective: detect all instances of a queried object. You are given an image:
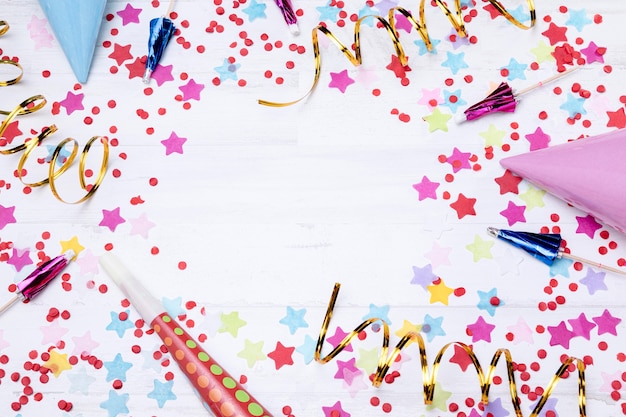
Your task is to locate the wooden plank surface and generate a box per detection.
[1,1,625,416]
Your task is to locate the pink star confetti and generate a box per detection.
[412,176,439,201]
[575,214,603,238]
[128,213,156,239]
[524,126,551,150]
[6,247,33,272]
[0,204,17,230]
[593,309,621,336]
[99,207,126,232]
[179,78,205,101]
[467,316,495,343]
[499,201,526,226]
[117,3,142,26]
[547,321,575,349]
[328,69,355,93]
[161,131,187,155]
[151,64,175,86]
[59,91,85,115]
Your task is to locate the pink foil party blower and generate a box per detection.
[457,66,579,122]
[273,0,299,35]
[99,253,273,417]
[0,251,74,316]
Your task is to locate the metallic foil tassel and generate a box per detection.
[0,251,74,316]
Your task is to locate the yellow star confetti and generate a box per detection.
[530,40,556,64]
[59,236,84,259]
[219,311,247,337]
[479,124,507,148]
[237,339,266,368]
[395,319,422,338]
[519,185,546,210]
[43,349,72,377]
[356,347,379,375]
[427,279,454,305]
[466,234,495,262]
[426,382,452,412]
[422,108,452,132]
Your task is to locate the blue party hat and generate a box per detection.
[38,0,107,83]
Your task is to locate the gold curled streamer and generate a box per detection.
[258,0,536,107]
[0,59,23,87]
[0,96,109,203]
[0,20,108,203]
[0,21,8,37]
[315,283,586,417]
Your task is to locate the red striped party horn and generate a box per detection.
[99,253,273,417]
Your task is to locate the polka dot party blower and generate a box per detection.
[99,253,273,417]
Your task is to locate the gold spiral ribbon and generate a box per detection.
[259,0,536,107]
[315,283,587,417]
[0,23,108,203]
[0,20,9,37]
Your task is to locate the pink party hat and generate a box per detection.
[38,0,107,83]
[500,128,626,234]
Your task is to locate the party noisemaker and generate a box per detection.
[99,253,273,417]
[487,227,626,276]
[273,0,299,35]
[0,251,74,316]
[144,0,177,83]
[457,66,579,122]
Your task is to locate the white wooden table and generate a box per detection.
[1,1,625,416]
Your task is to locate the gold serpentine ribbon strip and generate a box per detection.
[0,20,9,37]
[315,283,587,417]
[0,24,108,203]
[259,0,536,107]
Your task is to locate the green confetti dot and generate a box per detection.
[186,340,197,349]
[162,315,171,323]
[210,363,222,374]
[198,352,210,363]
[174,327,184,336]
[248,403,264,416]
[222,376,236,389]
[235,389,250,403]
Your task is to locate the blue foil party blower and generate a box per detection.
[487,227,626,276]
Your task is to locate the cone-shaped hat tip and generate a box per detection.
[38,0,108,83]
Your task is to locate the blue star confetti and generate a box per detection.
[279,306,309,334]
[242,0,267,22]
[147,379,178,408]
[105,310,134,338]
[441,51,468,75]
[103,353,133,382]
